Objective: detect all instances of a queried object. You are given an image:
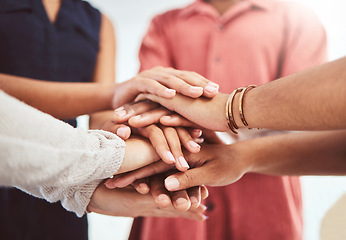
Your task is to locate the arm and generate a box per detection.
[89,14,117,129]
[0,73,115,119]
[163,130,346,191]
[136,57,346,132]
[0,90,161,215]
[103,130,346,191]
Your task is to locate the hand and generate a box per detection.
[134,93,230,132]
[113,100,200,130]
[107,142,250,191]
[112,67,219,108]
[87,184,208,221]
[131,173,209,212]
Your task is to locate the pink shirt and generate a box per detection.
[132,1,327,240]
[139,0,327,92]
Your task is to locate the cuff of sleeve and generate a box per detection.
[60,180,102,217]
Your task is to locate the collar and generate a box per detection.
[179,0,273,19]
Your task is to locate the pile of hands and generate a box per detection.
[87,67,250,221]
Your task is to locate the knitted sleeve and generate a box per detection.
[0,90,125,216]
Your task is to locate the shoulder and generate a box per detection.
[150,7,187,27]
[271,0,320,19]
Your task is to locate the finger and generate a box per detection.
[164,68,219,98]
[140,125,176,165]
[187,71,219,98]
[113,101,160,123]
[180,204,208,221]
[187,186,201,209]
[176,127,201,153]
[171,189,191,212]
[135,77,177,99]
[150,174,172,208]
[201,185,209,200]
[110,161,174,188]
[143,68,204,98]
[104,175,122,189]
[189,129,203,139]
[133,178,150,194]
[128,107,172,128]
[160,114,199,128]
[101,121,132,140]
[164,166,211,191]
[162,126,190,171]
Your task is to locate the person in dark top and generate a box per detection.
[0,0,107,239]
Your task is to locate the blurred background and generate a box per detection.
[83,1,346,239]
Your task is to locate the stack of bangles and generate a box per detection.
[225,85,257,134]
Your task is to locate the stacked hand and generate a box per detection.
[88,67,222,220]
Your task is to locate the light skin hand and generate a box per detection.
[112,66,219,109]
[132,173,209,211]
[87,184,208,221]
[113,100,200,130]
[135,93,230,132]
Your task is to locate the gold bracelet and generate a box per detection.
[239,85,256,128]
[225,92,238,134]
[225,87,243,134]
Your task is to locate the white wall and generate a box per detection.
[85,1,346,240]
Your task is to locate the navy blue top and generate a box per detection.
[0,1,101,239]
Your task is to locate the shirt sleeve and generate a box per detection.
[278,2,328,77]
[0,90,126,216]
[139,14,173,71]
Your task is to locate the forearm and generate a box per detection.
[0,73,116,119]
[244,130,346,176]
[0,90,125,187]
[237,57,346,130]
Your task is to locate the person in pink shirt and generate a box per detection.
[128,0,327,239]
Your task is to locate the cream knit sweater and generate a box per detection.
[0,90,126,216]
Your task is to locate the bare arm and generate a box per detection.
[137,57,346,132]
[89,14,117,129]
[0,73,115,119]
[163,130,346,191]
[239,57,346,130]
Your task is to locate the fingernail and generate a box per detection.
[203,215,209,220]
[104,179,116,189]
[207,82,219,88]
[164,89,176,97]
[130,115,142,122]
[165,177,180,190]
[204,85,218,94]
[165,151,176,163]
[113,110,127,118]
[161,116,172,121]
[192,129,202,137]
[157,194,170,202]
[116,127,128,138]
[139,183,149,190]
[189,86,204,94]
[188,140,200,149]
[175,197,188,206]
[178,156,190,170]
[190,197,199,204]
[114,106,124,112]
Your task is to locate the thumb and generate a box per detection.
[164,166,209,191]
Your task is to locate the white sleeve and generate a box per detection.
[0,90,126,216]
